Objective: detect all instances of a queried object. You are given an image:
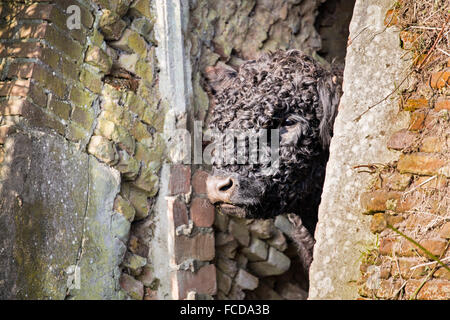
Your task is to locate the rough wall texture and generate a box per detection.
[308,0,412,299]
[309,0,449,300]
[357,4,450,300]
[0,0,164,299]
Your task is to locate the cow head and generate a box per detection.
[205,50,342,232]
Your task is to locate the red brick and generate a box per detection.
[172,198,188,228]
[0,79,31,97]
[192,170,209,194]
[387,129,417,150]
[391,258,427,279]
[168,165,191,195]
[430,70,449,89]
[190,197,215,227]
[399,238,447,258]
[379,237,396,256]
[438,222,450,239]
[397,153,446,176]
[420,136,445,153]
[360,190,402,214]
[7,62,35,79]
[435,98,450,111]
[402,98,429,111]
[408,110,426,131]
[384,9,398,26]
[17,23,48,39]
[375,279,402,299]
[405,279,450,300]
[174,232,215,264]
[119,273,144,300]
[176,264,217,300]
[2,42,44,58]
[433,267,450,280]
[400,30,419,50]
[0,125,15,144]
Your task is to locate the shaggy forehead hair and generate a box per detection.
[208,49,341,225]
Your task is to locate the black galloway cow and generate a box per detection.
[205,50,342,272]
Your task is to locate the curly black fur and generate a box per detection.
[208,50,342,236]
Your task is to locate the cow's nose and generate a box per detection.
[206,175,236,204]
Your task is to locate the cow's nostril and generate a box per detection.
[218,178,233,192]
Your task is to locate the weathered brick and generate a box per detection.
[216,269,232,294]
[408,110,426,131]
[249,219,276,239]
[235,269,259,290]
[7,62,35,79]
[69,85,96,108]
[99,10,127,40]
[87,135,118,165]
[190,197,215,228]
[229,218,250,246]
[420,136,445,153]
[397,153,446,176]
[242,236,269,262]
[430,70,449,89]
[399,30,419,50]
[120,273,144,300]
[387,129,417,150]
[132,165,159,196]
[110,28,147,57]
[384,9,398,26]
[435,98,450,111]
[174,232,215,264]
[114,194,136,222]
[80,67,103,94]
[192,170,208,195]
[439,222,450,239]
[248,247,291,277]
[405,279,450,300]
[0,79,31,97]
[85,46,113,73]
[399,238,447,258]
[0,42,42,58]
[360,190,402,214]
[171,198,189,228]
[216,257,238,277]
[71,106,95,130]
[391,258,427,279]
[176,264,217,300]
[48,97,71,120]
[114,150,140,180]
[433,267,450,280]
[65,122,90,142]
[402,98,429,111]
[31,63,67,98]
[129,0,154,20]
[168,165,191,195]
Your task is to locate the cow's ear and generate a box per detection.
[317,71,341,148]
[204,62,237,93]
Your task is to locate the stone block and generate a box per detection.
[248,247,291,277]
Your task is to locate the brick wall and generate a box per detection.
[0,0,165,299]
[358,8,449,300]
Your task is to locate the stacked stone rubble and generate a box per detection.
[214,213,309,300]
